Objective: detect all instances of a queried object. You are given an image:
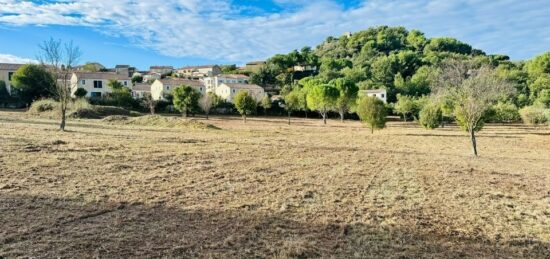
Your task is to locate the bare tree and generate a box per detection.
[432,59,514,156]
[38,38,82,131]
[199,92,215,120]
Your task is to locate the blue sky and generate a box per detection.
[0,0,549,70]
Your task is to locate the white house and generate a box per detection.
[151,78,205,101]
[132,83,151,99]
[0,63,23,95]
[143,72,161,82]
[215,83,265,103]
[70,72,131,98]
[359,89,387,103]
[177,65,221,78]
[202,74,249,92]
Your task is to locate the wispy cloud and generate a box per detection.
[0,0,549,62]
[0,53,37,64]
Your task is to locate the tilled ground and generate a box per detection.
[1,111,549,258]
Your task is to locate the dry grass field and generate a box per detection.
[1,110,549,258]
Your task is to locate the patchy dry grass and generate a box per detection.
[0,110,549,258]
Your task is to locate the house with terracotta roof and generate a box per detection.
[215,83,265,103]
[150,78,205,101]
[0,63,24,95]
[202,74,249,92]
[177,65,221,78]
[70,72,131,98]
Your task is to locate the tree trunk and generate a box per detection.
[322,112,327,125]
[288,111,291,125]
[205,112,209,120]
[60,106,66,131]
[243,115,246,123]
[470,129,478,156]
[339,109,344,122]
[371,126,374,134]
[403,114,407,122]
[305,110,308,119]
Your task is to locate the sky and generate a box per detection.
[0,0,549,70]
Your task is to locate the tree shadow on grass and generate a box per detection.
[1,195,548,258]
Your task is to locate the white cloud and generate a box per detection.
[0,53,37,64]
[0,0,549,62]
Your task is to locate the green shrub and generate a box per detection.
[490,102,520,123]
[419,103,442,129]
[519,105,548,125]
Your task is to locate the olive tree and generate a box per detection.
[37,38,82,131]
[234,90,257,123]
[199,92,216,119]
[432,59,514,156]
[356,96,387,133]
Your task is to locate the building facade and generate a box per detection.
[0,63,23,95]
[215,83,265,103]
[150,78,205,101]
[202,74,249,92]
[70,72,131,98]
[177,65,221,78]
[359,89,387,103]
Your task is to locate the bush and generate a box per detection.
[519,105,548,125]
[74,88,88,98]
[28,99,59,113]
[489,102,521,123]
[419,103,442,129]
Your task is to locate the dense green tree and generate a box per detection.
[489,102,520,122]
[234,91,257,123]
[526,52,550,79]
[419,102,442,129]
[131,75,143,84]
[394,94,415,121]
[332,78,358,121]
[356,96,387,133]
[424,37,473,55]
[0,80,10,103]
[172,85,201,117]
[73,88,87,98]
[306,83,339,124]
[11,64,55,105]
[406,29,427,51]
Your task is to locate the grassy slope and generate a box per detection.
[0,111,549,258]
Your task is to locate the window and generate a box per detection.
[8,72,14,81]
[232,89,235,93]
[91,92,101,98]
[200,87,203,91]
[81,80,86,85]
[123,81,128,86]
[93,80,103,88]
[166,85,170,90]
[381,94,385,98]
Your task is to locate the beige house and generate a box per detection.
[177,65,221,78]
[143,72,161,82]
[151,78,205,101]
[0,63,23,94]
[132,83,151,99]
[215,83,265,103]
[70,72,131,98]
[150,66,173,75]
[359,89,387,103]
[202,74,249,92]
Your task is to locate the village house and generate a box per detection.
[202,74,249,92]
[70,72,131,98]
[0,63,23,95]
[150,78,205,101]
[215,83,265,103]
[359,89,387,103]
[132,83,151,99]
[150,66,173,75]
[177,65,221,78]
[244,61,265,73]
[143,72,161,83]
[114,65,136,77]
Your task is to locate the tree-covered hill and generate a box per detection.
[251,25,549,108]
